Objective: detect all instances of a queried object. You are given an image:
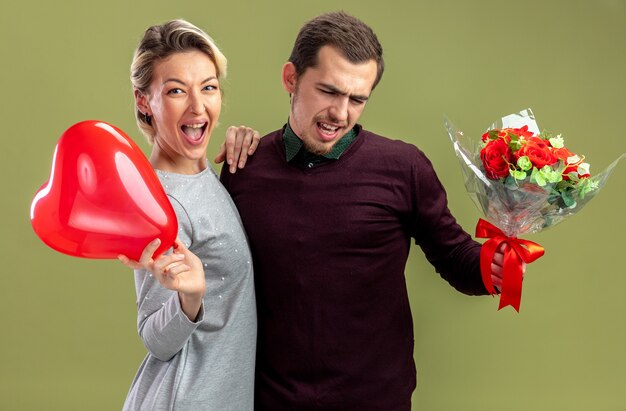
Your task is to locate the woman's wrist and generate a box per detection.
[178,291,204,322]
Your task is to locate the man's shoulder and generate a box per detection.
[220,128,283,184]
[258,129,283,146]
[358,127,425,159]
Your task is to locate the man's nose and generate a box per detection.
[328,97,349,122]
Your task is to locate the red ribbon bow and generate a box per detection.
[475,218,545,312]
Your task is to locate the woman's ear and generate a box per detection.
[281,62,297,94]
[134,89,151,116]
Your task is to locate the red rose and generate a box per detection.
[480,139,514,179]
[511,125,534,138]
[553,147,574,161]
[482,130,509,143]
[498,131,512,143]
[515,136,557,169]
[482,126,535,143]
[553,147,587,179]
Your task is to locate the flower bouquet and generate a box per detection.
[445,108,623,311]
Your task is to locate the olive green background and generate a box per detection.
[1,0,624,410]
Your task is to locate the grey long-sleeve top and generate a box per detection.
[123,166,256,411]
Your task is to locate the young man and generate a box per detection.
[220,12,506,411]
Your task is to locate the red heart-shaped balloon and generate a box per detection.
[30,120,177,260]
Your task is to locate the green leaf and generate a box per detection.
[510,169,527,180]
[576,178,599,199]
[555,180,574,193]
[540,129,553,140]
[561,191,576,208]
[509,139,522,151]
[539,165,562,184]
[567,172,579,182]
[504,174,519,188]
[554,160,566,175]
[530,168,547,186]
[549,135,564,148]
[517,156,532,171]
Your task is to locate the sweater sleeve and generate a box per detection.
[410,149,488,296]
[132,195,205,361]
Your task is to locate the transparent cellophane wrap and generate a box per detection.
[445,108,624,237]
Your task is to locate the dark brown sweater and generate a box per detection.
[221,125,487,411]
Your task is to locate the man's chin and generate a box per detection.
[305,144,334,156]
[303,138,336,156]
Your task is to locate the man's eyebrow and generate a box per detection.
[317,82,370,101]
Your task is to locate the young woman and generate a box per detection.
[118,20,257,410]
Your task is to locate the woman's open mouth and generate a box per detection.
[181,122,208,144]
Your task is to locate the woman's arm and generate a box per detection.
[119,238,206,361]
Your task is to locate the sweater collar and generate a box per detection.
[282,121,358,163]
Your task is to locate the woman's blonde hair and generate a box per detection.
[130,19,227,143]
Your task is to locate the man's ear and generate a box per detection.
[281,62,297,94]
[134,89,151,116]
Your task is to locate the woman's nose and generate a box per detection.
[189,92,204,114]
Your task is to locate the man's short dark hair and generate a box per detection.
[289,11,385,89]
